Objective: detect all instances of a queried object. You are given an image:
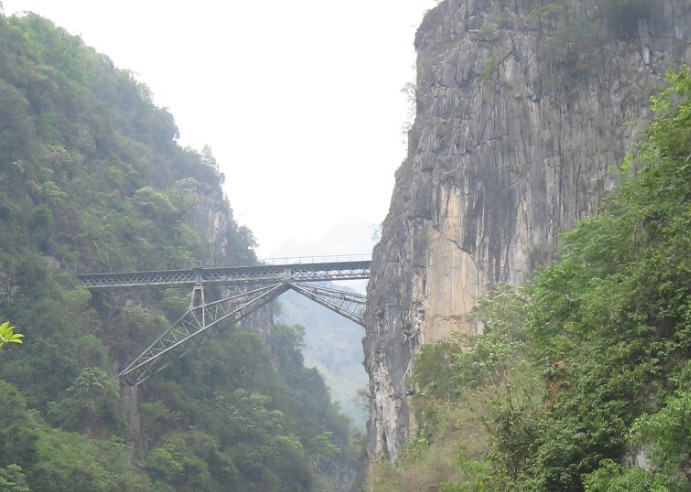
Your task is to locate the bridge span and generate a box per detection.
[78,256,370,290]
[77,255,371,386]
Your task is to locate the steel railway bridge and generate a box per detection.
[77,256,370,386]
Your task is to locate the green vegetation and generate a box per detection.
[0,321,22,349]
[277,289,369,428]
[528,0,657,85]
[368,66,691,491]
[480,57,496,85]
[0,12,362,490]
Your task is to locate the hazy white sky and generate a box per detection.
[3,1,436,258]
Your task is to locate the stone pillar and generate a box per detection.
[121,384,145,460]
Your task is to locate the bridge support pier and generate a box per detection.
[121,384,146,461]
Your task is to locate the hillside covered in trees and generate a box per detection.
[0,12,363,491]
[369,67,691,491]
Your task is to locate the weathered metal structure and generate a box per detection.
[78,256,370,385]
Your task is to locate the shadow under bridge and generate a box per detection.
[77,256,370,386]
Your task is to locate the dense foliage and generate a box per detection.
[277,289,369,428]
[0,12,362,491]
[368,67,691,491]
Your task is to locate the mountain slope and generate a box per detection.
[0,12,362,491]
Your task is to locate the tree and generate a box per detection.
[146,429,239,491]
[0,465,30,492]
[47,367,123,437]
[514,65,691,490]
[0,381,39,470]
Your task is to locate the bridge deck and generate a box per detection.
[78,260,370,290]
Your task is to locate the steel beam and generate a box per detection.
[79,260,370,290]
[118,281,366,385]
[91,258,371,385]
[119,283,290,385]
[287,282,366,327]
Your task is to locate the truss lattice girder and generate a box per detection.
[118,280,367,386]
[78,261,370,290]
[118,283,290,386]
[286,282,366,327]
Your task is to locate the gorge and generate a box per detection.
[1,1,690,490]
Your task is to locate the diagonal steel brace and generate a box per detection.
[119,282,290,385]
[286,282,366,327]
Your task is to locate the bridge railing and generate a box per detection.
[260,254,372,266]
[66,254,372,275]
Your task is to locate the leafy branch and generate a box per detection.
[0,321,22,350]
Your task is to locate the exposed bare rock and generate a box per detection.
[364,0,691,461]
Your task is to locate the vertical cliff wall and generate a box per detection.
[364,0,691,461]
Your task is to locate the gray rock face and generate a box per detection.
[364,0,691,461]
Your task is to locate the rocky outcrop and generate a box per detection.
[364,0,691,461]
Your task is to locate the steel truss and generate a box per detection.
[287,283,366,327]
[118,281,366,386]
[78,260,370,290]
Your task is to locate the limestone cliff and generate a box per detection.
[364,0,691,461]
